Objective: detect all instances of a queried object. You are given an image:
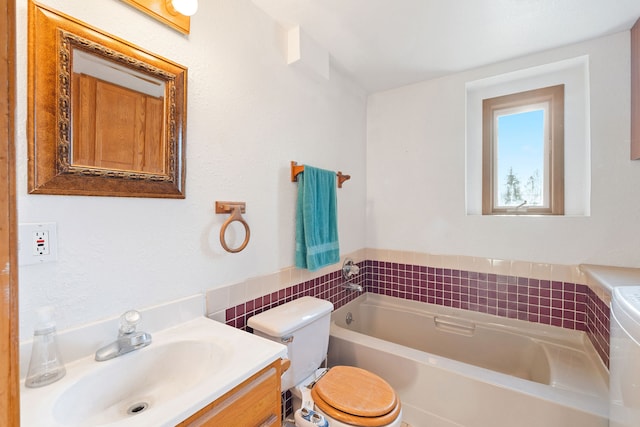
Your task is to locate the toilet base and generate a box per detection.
[294,407,329,427]
[314,406,403,427]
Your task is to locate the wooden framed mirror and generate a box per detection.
[28,1,187,198]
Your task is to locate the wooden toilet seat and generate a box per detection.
[310,366,401,427]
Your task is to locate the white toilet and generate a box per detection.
[248,296,403,427]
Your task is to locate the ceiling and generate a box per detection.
[252,0,640,93]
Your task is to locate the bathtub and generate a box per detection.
[327,293,608,427]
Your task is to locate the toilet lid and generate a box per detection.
[311,366,400,426]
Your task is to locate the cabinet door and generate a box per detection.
[179,360,282,427]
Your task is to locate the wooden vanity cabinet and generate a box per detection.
[178,358,286,427]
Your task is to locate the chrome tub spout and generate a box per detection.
[342,282,363,292]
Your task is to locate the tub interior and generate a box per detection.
[328,294,609,427]
[332,293,608,398]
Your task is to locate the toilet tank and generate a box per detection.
[248,296,334,390]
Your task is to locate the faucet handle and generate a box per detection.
[342,258,360,280]
[119,310,141,335]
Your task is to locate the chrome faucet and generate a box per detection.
[342,258,363,292]
[342,258,360,280]
[95,310,152,362]
[342,282,363,292]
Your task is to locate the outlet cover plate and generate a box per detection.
[19,223,58,266]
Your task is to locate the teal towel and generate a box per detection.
[295,165,340,271]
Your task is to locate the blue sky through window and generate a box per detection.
[496,109,544,206]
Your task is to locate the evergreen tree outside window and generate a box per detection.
[482,85,564,215]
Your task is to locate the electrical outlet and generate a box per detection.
[19,223,58,266]
[33,230,50,255]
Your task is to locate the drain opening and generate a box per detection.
[346,312,353,325]
[127,402,149,415]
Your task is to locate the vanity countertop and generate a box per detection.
[20,317,287,426]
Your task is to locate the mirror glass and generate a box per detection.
[71,50,167,174]
[28,1,187,198]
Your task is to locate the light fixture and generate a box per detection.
[167,0,198,16]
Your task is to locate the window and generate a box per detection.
[482,85,564,215]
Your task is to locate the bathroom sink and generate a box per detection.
[52,340,225,426]
[21,317,288,427]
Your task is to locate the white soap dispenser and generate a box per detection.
[25,306,66,388]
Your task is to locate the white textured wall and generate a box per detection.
[366,32,640,267]
[16,0,367,339]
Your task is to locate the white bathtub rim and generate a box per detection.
[330,294,608,418]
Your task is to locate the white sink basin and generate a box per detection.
[53,341,226,426]
[21,317,287,427]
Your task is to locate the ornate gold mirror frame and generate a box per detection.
[28,1,187,198]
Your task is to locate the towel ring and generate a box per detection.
[215,201,250,253]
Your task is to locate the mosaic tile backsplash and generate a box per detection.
[225,259,610,367]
